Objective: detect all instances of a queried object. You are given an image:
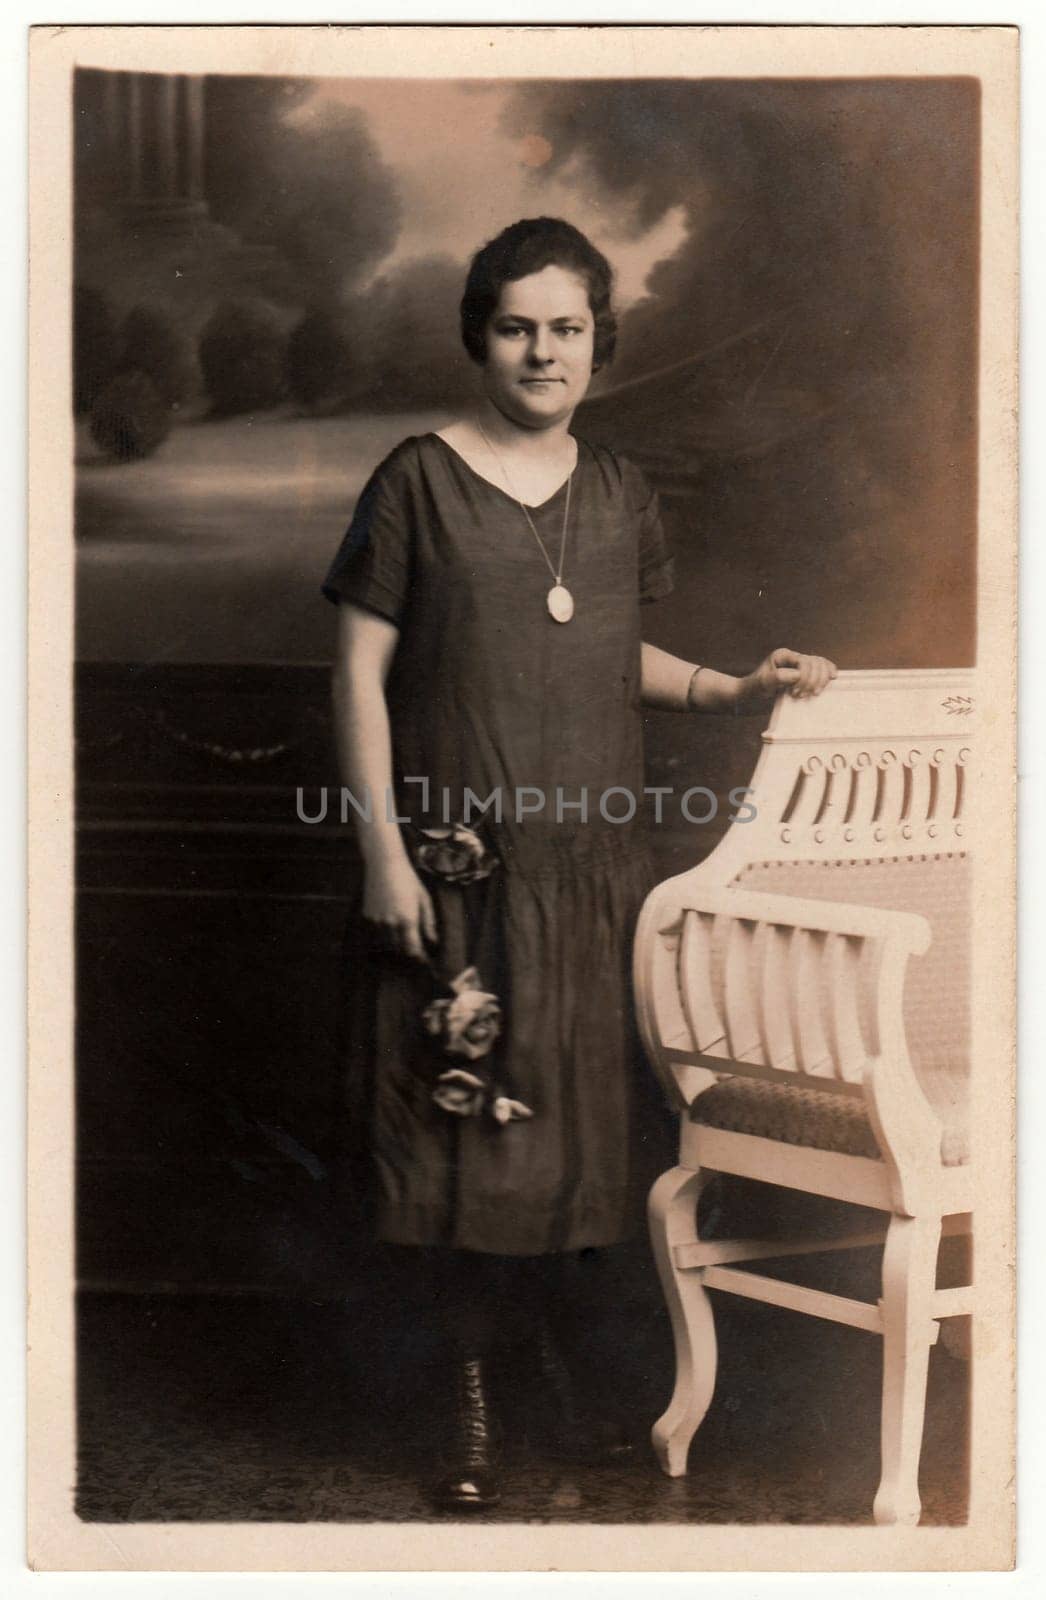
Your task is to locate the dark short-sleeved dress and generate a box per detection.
[322,432,675,1255]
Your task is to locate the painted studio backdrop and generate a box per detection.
[73,72,977,1522]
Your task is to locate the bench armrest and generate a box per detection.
[634,876,947,1210]
[671,884,932,956]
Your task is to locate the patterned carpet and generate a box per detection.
[77,1244,969,1525]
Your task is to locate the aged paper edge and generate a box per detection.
[25,22,1018,1574]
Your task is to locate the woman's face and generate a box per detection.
[482,264,596,430]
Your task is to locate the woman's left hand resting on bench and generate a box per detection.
[640,644,837,714]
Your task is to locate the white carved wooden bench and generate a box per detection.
[633,668,973,1526]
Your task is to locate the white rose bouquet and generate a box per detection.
[423,966,533,1126]
[412,822,498,886]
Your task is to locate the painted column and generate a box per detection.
[116,71,209,229]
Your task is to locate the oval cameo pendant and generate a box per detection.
[547,584,575,624]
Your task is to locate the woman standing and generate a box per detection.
[323,217,834,1510]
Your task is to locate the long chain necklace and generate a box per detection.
[478,421,576,623]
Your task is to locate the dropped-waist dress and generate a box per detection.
[322,431,675,1256]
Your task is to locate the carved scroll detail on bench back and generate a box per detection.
[775,743,970,852]
[717,669,977,865]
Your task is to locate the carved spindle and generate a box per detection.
[934,759,959,825]
[787,926,834,1077]
[755,921,796,1072]
[813,768,839,827]
[779,768,806,825]
[679,911,728,1060]
[813,768,837,828]
[792,761,829,827]
[824,932,868,1084]
[723,916,761,1063]
[653,922,691,1053]
[857,935,886,1057]
[877,754,905,827]
[906,754,932,825]
[954,759,967,820]
[849,755,879,830]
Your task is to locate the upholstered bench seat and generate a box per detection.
[691,1074,969,1167]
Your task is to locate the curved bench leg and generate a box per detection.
[873,1213,942,1526]
[647,1165,718,1477]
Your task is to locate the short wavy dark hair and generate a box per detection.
[460,217,617,371]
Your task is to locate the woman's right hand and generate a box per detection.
[362,850,438,963]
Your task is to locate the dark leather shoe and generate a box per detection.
[428,1465,502,1512]
[426,1355,502,1512]
[532,1322,635,1465]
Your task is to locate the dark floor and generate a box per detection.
[76,1251,969,1526]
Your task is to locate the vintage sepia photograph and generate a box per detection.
[26,23,1017,1574]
